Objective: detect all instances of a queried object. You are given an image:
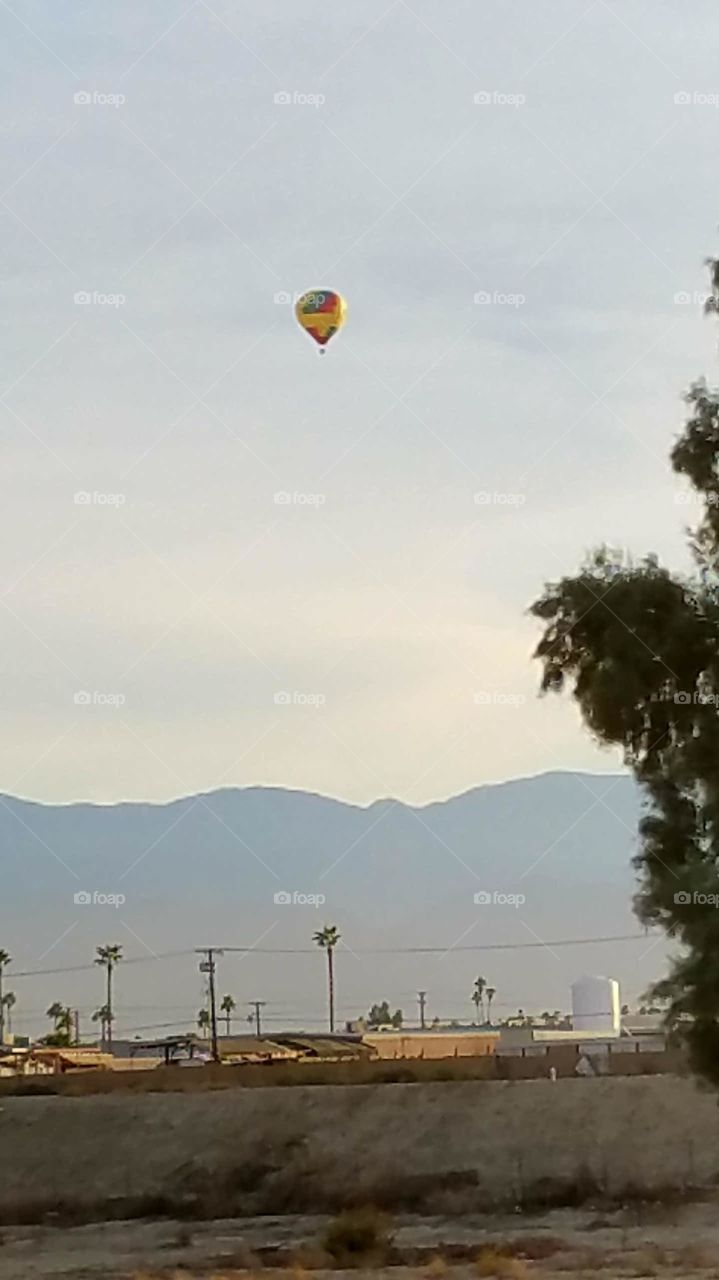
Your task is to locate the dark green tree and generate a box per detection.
[530,254,719,1084]
[366,1001,403,1029]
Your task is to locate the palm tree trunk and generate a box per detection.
[226,1014,230,1035]
[106,965,113,1052]
[328,947,335,1033]
[0,965,4,1045]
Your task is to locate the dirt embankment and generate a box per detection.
[1,1076,717,1224]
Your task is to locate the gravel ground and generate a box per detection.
[3,1202,719,1280]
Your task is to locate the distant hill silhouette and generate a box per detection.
[1,771,662,1037]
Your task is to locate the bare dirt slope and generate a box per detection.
[1,1075,718,1221]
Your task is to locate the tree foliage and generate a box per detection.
[366,1000,402,1028]
[530,256,719,1083]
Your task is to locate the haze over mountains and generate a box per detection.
[2,770,664,1040]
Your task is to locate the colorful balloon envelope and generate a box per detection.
[295,289,347,350]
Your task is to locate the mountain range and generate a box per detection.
[1,770,665,1039]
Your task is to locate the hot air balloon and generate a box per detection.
[295,289,347,353]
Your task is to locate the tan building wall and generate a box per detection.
[363,1031,498,1059]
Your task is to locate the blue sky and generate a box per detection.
[2,0,719,805]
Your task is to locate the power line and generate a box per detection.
[2,933,657,984]
[7,949,195,980]
[215,933,656,954]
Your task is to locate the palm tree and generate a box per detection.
[1,992,16,1037]
[485,986,496,1025]
[0,949,11,1044]
[45,1003,72,1046]
[472,976,486,1024]
[94,945,123,1051]
[92,1005,110,1046]
[197,1008,210,1038]
[314,925,341,1033]
[220,994,236,1035]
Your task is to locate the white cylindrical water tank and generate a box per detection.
[571,975,620,1036]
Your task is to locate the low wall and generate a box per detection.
[363,1032,498,1059]
[0,1075,716,1223]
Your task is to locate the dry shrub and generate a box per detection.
[288,1266,312,1280]
[625,1242,669,1274]
[321,1205,392,1266]
[209,1244,262,1272]
[476,1248,529,1279]
[168,1224,193,1249]
[424,1256,449,1278]
[511,1234,566,1260]
[288,1243,333,1270]
[678,1242,715,1268]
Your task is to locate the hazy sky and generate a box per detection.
[2,0,719,806]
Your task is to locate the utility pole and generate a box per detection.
[248,1000,266,1038]
[417,991,427,1031]
[197,948,223,1064]
[74,1010,80,1046]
